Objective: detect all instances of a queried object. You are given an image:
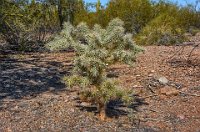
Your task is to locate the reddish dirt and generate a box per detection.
[116,46,200,132]
[0,45,199,131]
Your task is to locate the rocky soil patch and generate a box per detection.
[0,45,199,131]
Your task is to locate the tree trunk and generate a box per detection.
[67,1,75,24]
[98,103,107,121]
[58,0,63,28]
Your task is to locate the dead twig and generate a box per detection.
[139,117,166,122]
[169,44,186,60]
[147,84,156,93]
[142,94,159,99]
[187,43,199,61]
[180,91,200,97]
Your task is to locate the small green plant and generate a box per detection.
[46,18,143,119]
[135,13,186,45]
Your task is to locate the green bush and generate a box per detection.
[0,0,59,51]
[105,0,154,34]
[135,13,186,45]
[46,18,143,119]
[0,1,28,49]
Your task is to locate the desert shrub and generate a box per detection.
[46,18,143,118]
[105,0,154,34]
[0,0,59,51]
[0,1,30,50]
[135,13,186,45]
[177,4,200,31]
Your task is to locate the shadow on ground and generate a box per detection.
[76,97,148,119]
[0,52,72,107]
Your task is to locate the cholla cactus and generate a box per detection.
[46,18,143,118]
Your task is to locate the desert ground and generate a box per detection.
[0,35,200,132]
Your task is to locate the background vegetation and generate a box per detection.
[0,0,200,50]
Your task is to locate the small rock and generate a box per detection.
[49,87,55,91]
[2,75,10,78]
[5,84,10,88]
[177,114,185,120]
[158,77,168,85]
[160,87,179,96]
[27,73,35,77]
[80,102,91,107]
[29,80,38,85]
[148,74,154,77]
[3,79,11,83]
[136,75,141,80]
[69,95,77,100]
[150,70,155,73]
[11,105,19,111]
[132,85,143,88]
[40,68,46,72]
[70,108,75,113]
[6,127,12,132]
[18,102,29,108]
[48,67,57,72]
[15,90,22,93]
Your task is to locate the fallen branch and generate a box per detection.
[187,43,199,61]
[169,42,199,62]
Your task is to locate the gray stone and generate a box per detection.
[40,68,47,72]
[18,102,30,108]
[158,77,168,85]
[5,84,10,88]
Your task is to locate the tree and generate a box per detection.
[135,13,186,45]
[105,0,153,33]
[0,0,59,50]
[57,0,81,27]
[95,0,107,27]
[73,0,89,26]
[0,0,29,48]
[95,0,102,24]
[46,18,143,119]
